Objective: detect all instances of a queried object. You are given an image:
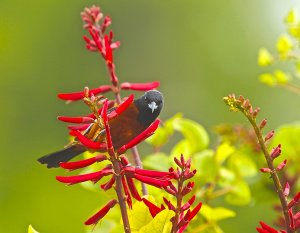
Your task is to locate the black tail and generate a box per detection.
[38,145,86,168]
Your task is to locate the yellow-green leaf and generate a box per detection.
[200,205,236,222]
[225,180,251,205]
[138,210,174,233]
[215,142,235,163]
[258,48,274,66]
[259,73,276,86]
[274,70,291,84]
[128,196,154,232]
[276,35,293,56]
[28,225,39,233]
[285,8,298,24]
[143,152,171,171]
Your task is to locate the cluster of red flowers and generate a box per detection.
[49,5,202,232]
[142,154,202,233]
[224,94,300,233]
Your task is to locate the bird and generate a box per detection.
[38,90,163,168]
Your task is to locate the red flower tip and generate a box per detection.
[257,221,280,233]
[271,144,281,159]
[264,130,275,142]
[59,154,107,171]
[260,119,268,130]
[58,116,94,124]
[57,85,111,101]
[142,198,164,218]
[288,191,300,209]
[120,81,160,91]
[260,167,272,173]
[67,123,90,131]
[56,167,113,185]
[118,119,160,154]
[276,159,287,171]
[70,130,107,150]
[283,182,290,197]
[84,199,117,225]
[108,94,134,119]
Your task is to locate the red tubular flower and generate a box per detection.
[100,176,115,191]
[58,85,111,101]
[271,144,282,159]
[122,177,132,209]
[283,182,290,197]
[256,221,283,233]
[104,35,113,67]
[101,16,111,33]
[108,94,134,119]
[276,160,287,171]
[85,199,117,225]
[133,173,171,189]
[125,176,142,201]
[101,100,114,152]
[56,166,113,185]
[120,81,160,91]
[59,154,107,171]
[288,192,300,208]
[67,123,90,131]
[70,130,107,150]
[182,195,196,211]
[265,130,275,141]
[123,166,172,179]
[163,197,175,211]
[88,28,103,54]
[57,116,94,124]
[260,167,272,173]
[118,119,160,154]
[142,198,164,218]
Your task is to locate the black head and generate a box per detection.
[134,90,164,126]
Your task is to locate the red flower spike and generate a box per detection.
[118,119,160,154]
[142,198,164,218]
[133,173,171,188]
[56,167,113,185]
[120,81,160,91]
[265,130,275,142]
[260,168,272,173]
[271,144,281,159]
[288,192,300,208]
[84,199,117,225]
[122,177,132,209]
[108,94,134,119]
[70,130,107,150]
[58,85,111,101]
[68,123,90,131]
[276,159,287,171]
[100,176,115,191]
[59,154,107,171]
[125,176,142,201]
[283,182,290,197]
[58,116,94,124]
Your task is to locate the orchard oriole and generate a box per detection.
[38,90,163,168]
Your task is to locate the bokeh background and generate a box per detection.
[1,0,300,232]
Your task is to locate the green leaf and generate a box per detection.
[276,35,293,56]
[143,152,171,171]
[200,205,236,222]
[228,152,257,178]
[172,118,209,153]
[225,180,251,205]
[259,73,276,86]
[171,139,194,157]
[147,114,182,148]
[258,48,274,66]
[215,142,235,163]
[194,150,218,183]
[138,210,174,233]
[28,225,39,233]
[129,196,155,232]
[218,167,235,187]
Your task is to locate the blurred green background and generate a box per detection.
[1,0,300,232]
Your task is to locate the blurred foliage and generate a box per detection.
[2,1,300,233]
